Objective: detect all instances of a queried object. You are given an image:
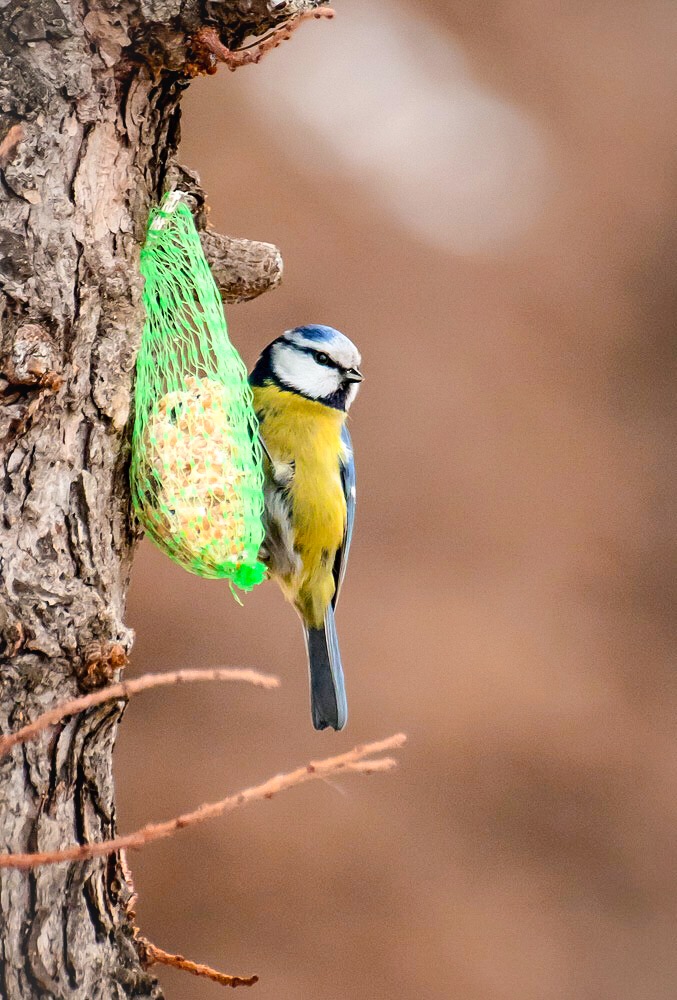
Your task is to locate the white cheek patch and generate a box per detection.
[273,344,341,399]
[345,382,361,411]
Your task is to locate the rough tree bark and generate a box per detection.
[0,2,320,997]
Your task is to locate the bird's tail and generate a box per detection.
[304,604,347,731]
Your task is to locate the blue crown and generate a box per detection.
[290,324,340,343]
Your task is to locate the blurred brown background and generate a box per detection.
[117,2,677,998]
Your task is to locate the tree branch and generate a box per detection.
[0,668,280,758]
[0,735,406,870]
[138,938,258,990]
[200,231,284,303]
[191,8,335,73]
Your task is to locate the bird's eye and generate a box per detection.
[315,352,330,366]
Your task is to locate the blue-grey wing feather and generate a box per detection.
[332,424,356,608]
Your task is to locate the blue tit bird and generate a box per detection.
[249,324,362,731]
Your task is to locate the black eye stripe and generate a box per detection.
[288,342,340,368]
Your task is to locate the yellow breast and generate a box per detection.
[253,383,347,626]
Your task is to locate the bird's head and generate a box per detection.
[251,325,363,411]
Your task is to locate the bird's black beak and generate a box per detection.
[344,367,363,383]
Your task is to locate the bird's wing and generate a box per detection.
[332,423,356,608]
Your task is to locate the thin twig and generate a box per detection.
[236,6,336,52]
[193,7,335,74]
[0,734,406,869]
[139,937,258,989]
[0,668,279,758]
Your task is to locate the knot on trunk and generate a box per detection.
[1,322,62,391]
[78,640,129,691]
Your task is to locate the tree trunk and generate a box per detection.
[0,2,293,996]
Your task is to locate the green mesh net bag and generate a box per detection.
[130,192,266,592]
